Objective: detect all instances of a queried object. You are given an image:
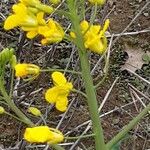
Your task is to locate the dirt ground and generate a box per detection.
[0,0,150,150]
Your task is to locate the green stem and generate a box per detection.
[65,134,95,140]
[71,88,87,98]
[67,1,107,150]
[95,54,109,89]
[9,68,14,97]
[107,103,150,149]
[0,79,34,126]
[40,69,81,75]
[5,111,26,123]
[51,144,65,150]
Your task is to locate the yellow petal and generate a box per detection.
[37,12,46,25]
[70,31,76,39]
[15,64,28,77]
[48,128,64,144]
[52,72,67,86]
[12,3,27,15]
[45,87,58,103]
[26,30,38,39]
[80,20,89,31]
[4,15,20,30]
[24,126,53,143]
[56,96,68,112]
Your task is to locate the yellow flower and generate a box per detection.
[0,106,5,114]
[39,19,64,45]
[15,63,40,78]
[88,0,106,5]
[28,107,41,116]
[45,72,73,112]
[4,3,38,30]
[24,126,64,144]
[21,12,46,39]
[70,19,110,54]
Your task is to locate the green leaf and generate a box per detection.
[142,53,150,64]
[111,142,120,150]
[110,134,130,150]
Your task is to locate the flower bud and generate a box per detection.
[15,63,40,78]
[28,107,41,116]
[0,106,5,114]
[10,55,17,69]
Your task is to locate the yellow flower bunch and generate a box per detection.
[88,0,106,5]
[70,19,110,54]
[24,126,64,144]
[15,63,40,78]
[45,72,73,112]
[4,0,64,45]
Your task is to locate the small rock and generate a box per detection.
[143,12,149,17]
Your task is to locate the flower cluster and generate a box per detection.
[45,72,73,112]
[14,64,72,112]
[24,126,64,144]
[4,0,64,45]
[70,19,110,54]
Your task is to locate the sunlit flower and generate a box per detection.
[4,3,39,30]
[21,12,46,39]
[88,0,106,5]
[45,72,73,112]
[39,19,64,45]
[0,106,5,114]
[28,107,41,116]
[70,19,110,54]
[24,126,64,144]
[15,63,40,78]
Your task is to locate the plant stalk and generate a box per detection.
[0,79,34,126]
[67,0,107,149]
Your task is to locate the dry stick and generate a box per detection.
[128,83,150,101]
[65,100,138,136]
[132,89,150,114]
[99,77,119,111]
[127,69,150,85]
[129,87,139,112]
[112,1,150,44]
[69,77,119,150]
[106,29,150,38]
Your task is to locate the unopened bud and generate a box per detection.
[0,106,5,114]
[28,107,41,116]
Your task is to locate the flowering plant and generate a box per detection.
[0,0,149,150]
